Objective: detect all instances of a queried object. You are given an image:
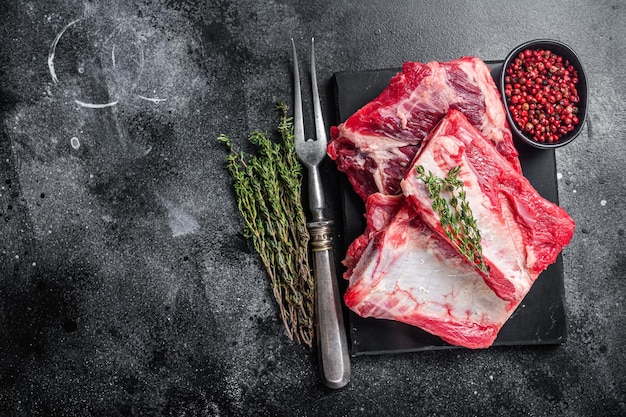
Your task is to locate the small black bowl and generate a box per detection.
[499,39,588,149]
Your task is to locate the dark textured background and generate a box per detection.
[1,1,624,416]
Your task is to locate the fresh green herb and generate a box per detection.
[218,103,314,347]
[415,165,489,275]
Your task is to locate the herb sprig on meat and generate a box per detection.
[415,165,489,275]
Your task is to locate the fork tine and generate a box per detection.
[291,38,305,145]
[310,37,327,145]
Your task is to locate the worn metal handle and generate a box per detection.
[308,220,351,389]
[307,167,325,222]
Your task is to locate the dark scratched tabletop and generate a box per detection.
[1,1,625,416]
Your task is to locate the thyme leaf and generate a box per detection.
[218,103,314,347]
[415,164,489,275]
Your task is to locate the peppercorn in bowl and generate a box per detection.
[499,39,587,149]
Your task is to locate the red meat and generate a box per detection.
[334,58,575,348]
[343,193,518,349]
[328,57,520,201]
[401,110,575,302]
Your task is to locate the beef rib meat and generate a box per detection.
[401,109,576,302]
[333,58,575,349]
[343,192,519,349]
[328,57,521,201]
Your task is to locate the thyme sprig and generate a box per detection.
[217,103,314,347]
[416,165,489,275]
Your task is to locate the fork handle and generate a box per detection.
[307,165,325,221]
[308,220,351,389]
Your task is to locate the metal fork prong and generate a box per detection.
[291,38,306,146]
[310,37,327,146]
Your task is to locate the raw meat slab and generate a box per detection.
[333,63,568,355]
[401,109,574,303]
[343,193,520,349]
[328,58,521,201]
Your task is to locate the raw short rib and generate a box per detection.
[343,193,518,349]
[401,110,576,302]
[328,57,521,200]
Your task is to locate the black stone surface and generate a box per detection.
[336,64,568,355]
[1,1,624,416]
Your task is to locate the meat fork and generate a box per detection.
[291,38,350,389]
